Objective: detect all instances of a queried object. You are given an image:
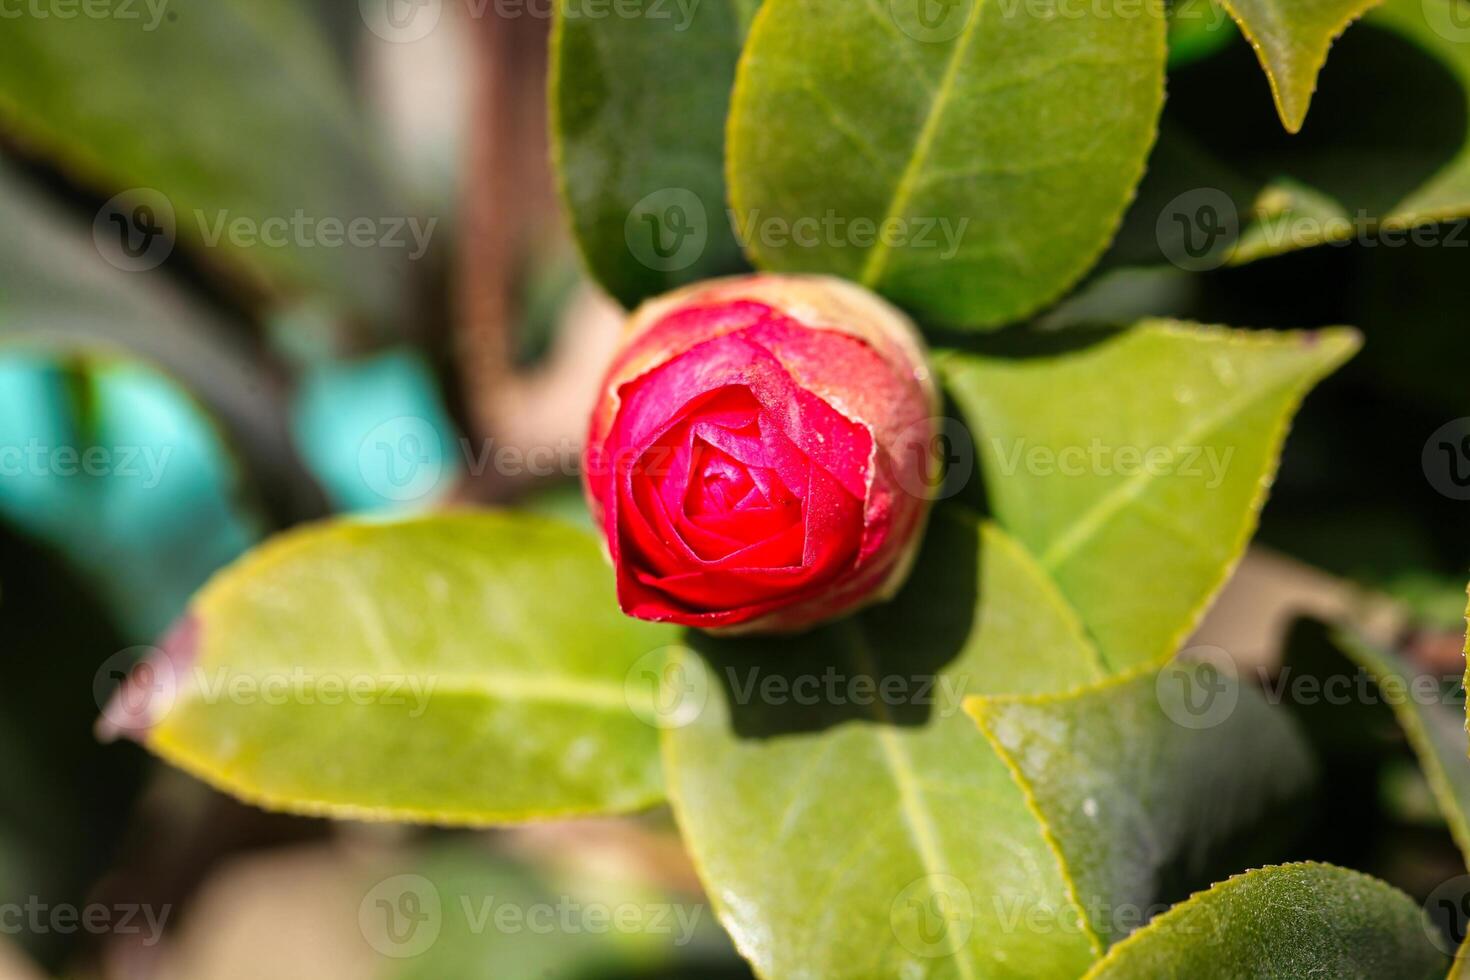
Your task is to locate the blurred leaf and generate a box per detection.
[1082,863,1445,978]
[1215,0,1382,132]
[942,320,1358,667]
[726,0,1166,329]
[1167,0,1236,67]
[551,0,756,308]
[380,844,720,979]
[291,348,462,513]
[0,161,297,475]
[133,512,676,823]
[0,0,412,327]
[970,664,1315,947]
[0,348,264,640]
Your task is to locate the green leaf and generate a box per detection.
[0,0,409,326]
[969,663,1315,947]
[550,0,756,307]
[1215,0,1382,132]
[942,320,1358,668]
[1167,0,1237,68]
[664,513,1104,979]
[664,510,1314,977]
[1082,863,1445,979]
[726,0,1166,329]
[130,512,678,824]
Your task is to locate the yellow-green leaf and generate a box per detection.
[1217,0,1382,132]
[942,320,1359,669]
[125,512,678,825]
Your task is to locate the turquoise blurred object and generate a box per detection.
[0,349,262,641]
[292,347,462,513]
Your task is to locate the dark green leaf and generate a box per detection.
[726,0,1166,328]
[1082,863,1445,978]
[551,0,756,307]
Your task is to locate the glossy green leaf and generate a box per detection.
[942,321,1357,669]
[128,512,678,824]
[665,510,1315,978]
[0,0,410,325]
[726,0,1166,328]
[551,0,757,307]
[969,665,1315,947]
[1216,0,1382,132]
[1082,863,1445,979]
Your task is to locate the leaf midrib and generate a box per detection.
[858,0,986,288]
[177,669,647,712]
[842,621,980,980]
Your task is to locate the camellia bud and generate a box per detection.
[583,274,939,634]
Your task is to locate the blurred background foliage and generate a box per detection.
[1,0,1469,975]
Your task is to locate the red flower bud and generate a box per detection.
[584,274,939,633]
